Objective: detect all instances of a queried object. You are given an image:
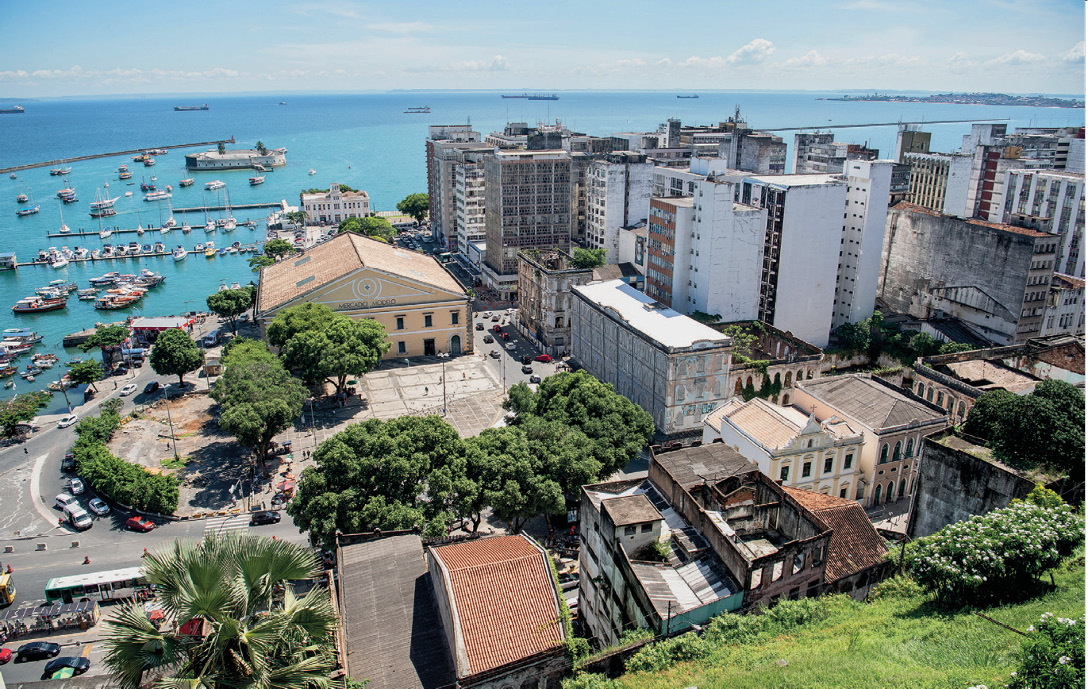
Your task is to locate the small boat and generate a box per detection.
[404,106,431,114]
[51,256,69,269]
[179,178,195,187]
[119,171,133,180]
[16,205,39,217]
[118,164,129,172]
[99,228,112,239]
[194,243,204,252]
[115,245,128,256]
[3,329,43,343]
[12,296,67,313]
[181,223,192,233]
[230,281,241,289]
[308,169,316,175]
[73,247,89,259]
[124,191,133,197]
[141,244,153,254]
[8,173,15,179]
[141,180,155,191]
[204,242,216,257]
[57,201,70,234]
[78,288,98,300]
[144,190,172,201]
[204,180,225,191]
[90,208,117,218]
[219,247,229,256]
[50,167,71,176]
[154,242,166,253]
[16,193,28,203]
[173,246,187,261]
[249,175,264,186]
[144,157,156,167]
[205,221,216,233]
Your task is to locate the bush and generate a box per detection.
[561,674,617,689]
[626,633,710,673]
[1007,613,1085,689]
[906,500,1083,605]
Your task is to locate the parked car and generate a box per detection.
[482,335,493,343]
[529,375,542,383]
[489,350,501,359]
[64,505,92,532]
[521,365,533,374]
[505,343,516,351]
[0,647,11,664]
[120,383,137,396]
[492,324,501,333]
[491,315,500,322]
[69,477,85,495]
[500,332,510,341]
[57,414,78,429]
[250,511,282,526]
[534,354,553,363]
[126,516,156,532]
[62,452,75,472]
[54,493,78,511]
[88,497,110,516]
[144,381,160,394]
[16,642,60,662]
[111,364,128,376]
[521,355,532,364]
[42,657,90,680]
[475,323,484,331]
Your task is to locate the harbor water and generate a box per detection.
[1,91,1083,404]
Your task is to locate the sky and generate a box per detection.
[0,0,1084,98]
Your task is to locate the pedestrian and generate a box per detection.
[24,448,28,455]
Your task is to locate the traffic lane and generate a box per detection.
[473,323,558,389]
[1,640,103,685]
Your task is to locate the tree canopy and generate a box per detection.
[263,238,295,258]
[149,328,204,387]
[249,254,275,272]
[288,416,467,547]
[207,287,254,335]
[67,360,104,392]
[963,379,1084,475]
[569,247,606,270]
[267,303,338,348]
[301,184,357,196]
[396,192,429,224]
[102,533,337,689]
[282,316,389,394]
[464,426,563,534]
[79,323,129,352]
[338,216,395,243]
[0,392,49,437]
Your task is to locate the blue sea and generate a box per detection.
[0,90,1083,405]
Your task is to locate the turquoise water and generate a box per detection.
[0,91,1083,403]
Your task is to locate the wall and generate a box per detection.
[908,436,1035,539]
[834,160,893,329]
[692,179,765,323]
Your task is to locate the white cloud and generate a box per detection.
[726,38,775,65]
[783,50,829,68]
[986,49,1046,66]
[1063,41,1085,63]
[366,21,438,35]
[407,55,509,73]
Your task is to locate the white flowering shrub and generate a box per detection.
[1007,613,1084,689]
[907,500,1083,604]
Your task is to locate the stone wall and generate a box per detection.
[908,435,1034,539]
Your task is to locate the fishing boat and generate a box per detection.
[99,228,112,239]
[308,169,316,175]
[144,157,156,167]
[173,246,187,261]
[179,178,195,187]
[50,167,71,176]
[204,180,225,191]
[16,191,28,203]
[141,180,155,192]
[78,288,98,300]
[204,242,216,257]
[249,175,264,185]
[119,171,133,180]
[12,296,67,313]
[118,164,129,173]
[144,190,172,202]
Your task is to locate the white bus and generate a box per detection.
[44,567,148,604]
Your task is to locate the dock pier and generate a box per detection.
[1,139,235,175]
[17,244,263,268]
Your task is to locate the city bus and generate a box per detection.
[0,570,14,606]
[44,566,147,604]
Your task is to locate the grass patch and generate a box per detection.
[161,455,190,470]
[585,555,1083,689]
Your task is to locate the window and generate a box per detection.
[624,526,636,537]
[892,441,901,463]
[780,466,790,482]
[789,587,800,600]
[772,561,784,581]
[450,311,459,325]
[905,438,914,458]
[879,444,889,464]
[839,487,848,498]
[874,484,883,504]
[844,453,853,470]
[424,314,433,328]
[397,341,407,354]
[640,523,652,533]
[395,316,405,330]
[802,462,812,478]
[807,582,820,598]
[750,569,763,589]
[793,553,804,574]
[823,456,833,474]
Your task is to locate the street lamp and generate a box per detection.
[437,353,449,416]
[308,396,317,447]
[162,390,179,462]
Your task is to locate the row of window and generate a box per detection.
[878,438,915,464]
[779,452,853,482]
[394,311,460,330]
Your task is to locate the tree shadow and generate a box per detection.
[894,575,1061,621]
[179,439,250,511]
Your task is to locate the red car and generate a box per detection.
[0,648,12,665]
[500,332,510,341]
[534,354,552,363]
[492,325,502,333]
[126,516,156,532]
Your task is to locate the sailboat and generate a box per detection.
[57,201,70,234]
[202,190,216,233]
[15,188,39,216]
[222,189,236,231]
[89,185,120,218]
[161,200,176,234]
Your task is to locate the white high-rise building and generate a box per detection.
[833,160,894,329]
[585,153,654,263]
[453,151,488,260]
[997,169,1085,278]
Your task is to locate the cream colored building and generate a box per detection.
[301,184,371,225]
[703,397,864,501]
[255,233,472,359]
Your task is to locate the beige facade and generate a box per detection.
[256,233,472,359]
[300,184,371,225]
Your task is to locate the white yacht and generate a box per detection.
[173,246,187,261]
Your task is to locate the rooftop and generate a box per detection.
[891,201,1051,238]
[256,232,463,314]
[602,494,663,526]
[797,375,946,431]
[704,397,860,450]
[129,316,194,330]
[943,360,1038,394]
[783,487,888,582]
[338,535,455,689]
[572,279,731,352]
[747,173,842,187]
[652,442,756,491]
[431,535,565,676]
[1053,273,1086,290]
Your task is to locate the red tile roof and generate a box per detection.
[431,535,565,675]
[784,487,888,582]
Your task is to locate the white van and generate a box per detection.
[64,505,93,531]
[55,493,78,511]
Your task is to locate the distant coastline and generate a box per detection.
[821,92,1085,109]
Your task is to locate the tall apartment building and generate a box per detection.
[1040,274,1086,337]
[833,160,894,329]
[585,153,654,263]
[793,133,878,174]
[894,126,932,161]
[718,127,787,175]
[482,149,572,300]
[902,152,973,217]
[426,126,488,253]
[453,150,488,261]
[996,169,1085,278]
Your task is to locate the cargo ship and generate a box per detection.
[174,104,209,111]
[404,106,431,113]
[0,105,25,114]
[501,93,528,99]
[527,93,559,100]
[676,94,699,99]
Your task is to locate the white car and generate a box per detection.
[70,477,85,495]
[505,342,516,351]
[88,497,110,516]
[57,414,78,428]
[120,383,138,396]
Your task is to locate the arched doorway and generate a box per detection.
[450,335,462,356]
[898,479,906,499]
[874,484,883,505]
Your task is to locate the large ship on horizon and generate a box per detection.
[527,93,559,100]
[0,105,25,114]
[174,104,209,111]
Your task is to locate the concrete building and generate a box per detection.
[184,147,286,170]
[879,202,1060,344]
[715,321,824,405]
[791,375,948,507]
[453,150,488,258]
[426,125,489,253]
[300,184,370,225]
[833,160,894,329]
[483,149,572,300]
[1040,274,1085,337]
[255,233,472,359]
[902,152,973,217]
[579,442,835,646]
[703,397,865,500]
[570,279,732,436]
[645,196,695,310]
[718,127,787,175]
[894,126,932,162]
[793,132,879,174]
[585,153,654,263]
[997,169,1085,278]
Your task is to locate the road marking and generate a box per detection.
[81,642,94,658]
[202,515,249,537]
[30,454,60,526]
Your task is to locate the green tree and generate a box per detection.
[206,287,254,335]
[338,216,394,243]
[288,416,467,548]
[721,324,760,360]
[149,328,204,387]
[255,140,268,155]
[831,319,871,352]
[264,238,296,258]
[213,341,306,465]
[0,392,50,437]
[937,341,975,355]
[301,185,357,196]
[79,324,130,367]
[396,192,429,224]
[282,316,389,394]
[284,210,308,225]
[569,247,606,270]
[67,360,105,392]
[102,533,337,689]
[466,427,563,533]
[217,141,226,155]
[909,332,941,358]
[267,303,338,348]
[249,254,275,272]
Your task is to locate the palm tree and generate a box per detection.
[102,533,338,689]
[256,141,269,156]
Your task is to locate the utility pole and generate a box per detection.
[665,601,671,638]
[162,391,179,462]
[437,353,449,415]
